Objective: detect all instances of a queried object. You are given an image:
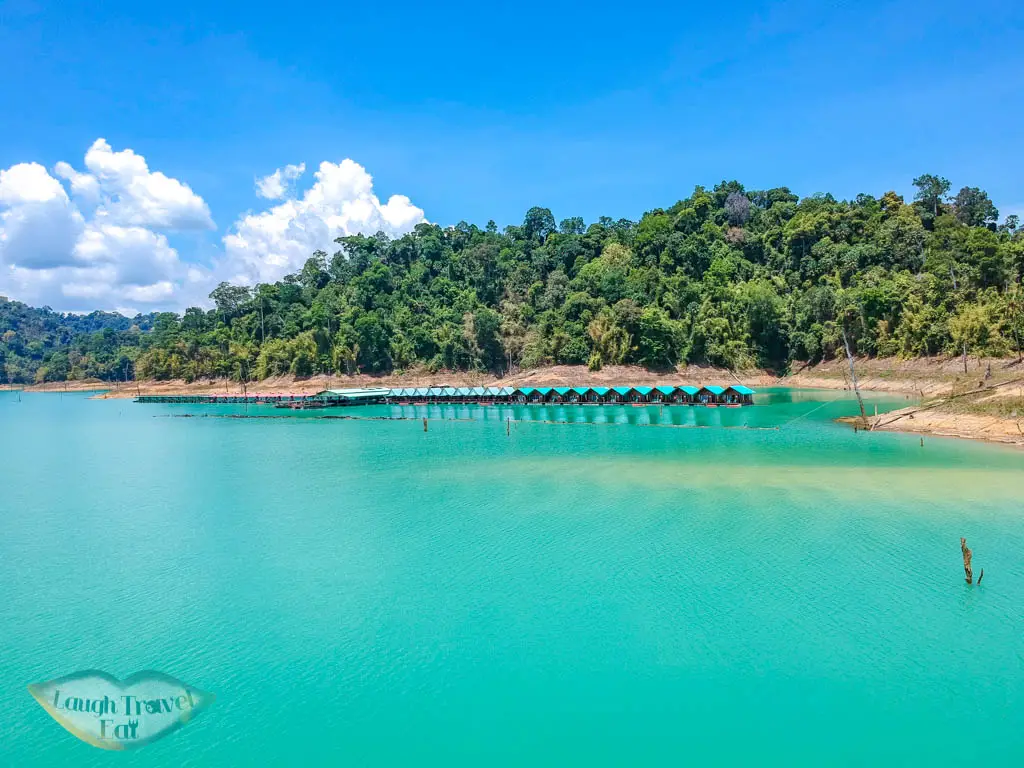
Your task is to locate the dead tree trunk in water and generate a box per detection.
[841,327,868,427]
[960,537,973,584]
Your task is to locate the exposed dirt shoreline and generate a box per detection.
[5,356,1024,448]
[793,357,1024,448]
[1,363,775,398]
[843,410,1024,447]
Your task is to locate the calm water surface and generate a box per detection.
[1,388,1023,765]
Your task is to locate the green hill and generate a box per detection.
[4,177,1022,384]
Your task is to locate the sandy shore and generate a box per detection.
[6,356,1024,448]
[815,357,1024,448]
[861,408,1024,447]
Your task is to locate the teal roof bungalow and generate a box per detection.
[568,386,590,402]
[604,386,632,403]
[478,386,509,401]
[696,385,725,404]
[513,386,536,403]
[722,385,756,405]
[630,386,653,403]
[512,386,550,403]
[650,385,675,402]
[548,386,573,403]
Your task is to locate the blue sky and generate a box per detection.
[0,0,1021,312]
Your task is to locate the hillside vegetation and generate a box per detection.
[2,175,1022,385]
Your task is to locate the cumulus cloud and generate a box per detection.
[0,142,211,312]
[221,159,425,285]
[0,144,428,313]
[0,163,85,270]
[1,162,69,205]
[73,224,182,287]
[80,139,214,230]
[255,163,305,200]
[53,161,100,202]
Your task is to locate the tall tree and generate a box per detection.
[912,173,951,218]
[522,207,556,243]
[953,187,999,227]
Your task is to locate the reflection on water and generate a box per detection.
[387,402,737,427]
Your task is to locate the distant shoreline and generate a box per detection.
[5,356,1023,449]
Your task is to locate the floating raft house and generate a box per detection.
[136,384,755,407]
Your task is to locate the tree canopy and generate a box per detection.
[3,175,1022,385]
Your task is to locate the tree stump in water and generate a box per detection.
[961,537,973,584]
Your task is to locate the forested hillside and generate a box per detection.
[3,175,1022,384]
[0,299,155,383]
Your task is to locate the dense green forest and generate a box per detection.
[0,301,155,384]
[3,176,1023,384]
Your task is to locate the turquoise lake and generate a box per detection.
[1,388,1023,765]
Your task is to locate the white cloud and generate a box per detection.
[1,162,69,205]
[0,163,85,270]
[0,143,212,312]
[1,220,200,313]
[79,139,214,230]
[0,146,428,313]
[256,162,305,200]
[53,161,100,202]
[73,224,183,286]
[222,159,425,285]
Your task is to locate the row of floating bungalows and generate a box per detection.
[382,385,755,406]
[134,385,755,407]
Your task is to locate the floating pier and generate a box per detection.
[135,384,756,408]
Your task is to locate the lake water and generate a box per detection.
[1,388,1023,765]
